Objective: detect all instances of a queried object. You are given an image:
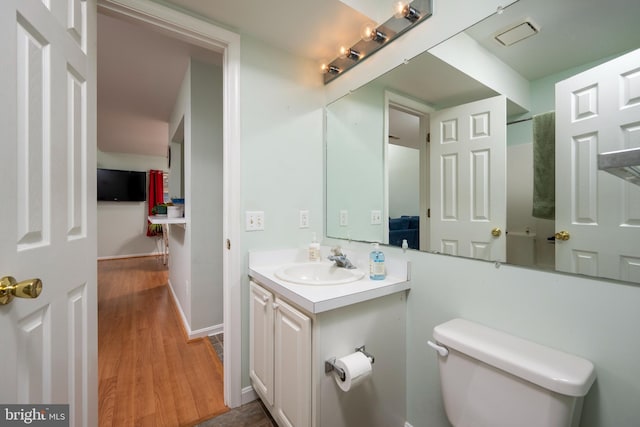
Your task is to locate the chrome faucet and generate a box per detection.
[327,246,356,269]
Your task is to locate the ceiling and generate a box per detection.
[98,0,640,157]
[97,0,368,156]
[97,12,221,156]
[361,0,640,116]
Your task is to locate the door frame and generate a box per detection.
[384,91,433,249]
[97,0,242,408]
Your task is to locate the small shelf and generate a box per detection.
[148,215,187,225]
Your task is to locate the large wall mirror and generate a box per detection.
[326,0,640,284]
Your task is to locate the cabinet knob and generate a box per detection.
[272,302,280,310]
[262,295,269,302]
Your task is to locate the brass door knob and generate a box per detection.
[0,276,42,305]
[491,227,502,237]
[555,231,571,241]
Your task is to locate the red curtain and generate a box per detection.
[147,169,164,236]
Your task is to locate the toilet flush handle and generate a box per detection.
[427,340,449,357]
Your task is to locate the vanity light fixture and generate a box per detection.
[322,0,432,84]
[339,46,362,61]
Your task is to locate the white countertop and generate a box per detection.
[249,247,410,314]
[148,215,187,225]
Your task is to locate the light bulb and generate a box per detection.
[393,0,420,22]
[339,46,349,58]
[339,46,361,61]
[321,63,341,75]
[361,23,376,41]
[393,0,409,19]
[361,23,388,43]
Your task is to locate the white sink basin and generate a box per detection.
[275,262,365,285]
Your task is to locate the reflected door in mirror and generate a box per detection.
[555,48,640,282]
[430,95,507,261]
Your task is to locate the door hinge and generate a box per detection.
[427,208,431,218]
[427,133,431,143]
[226,239,231,250]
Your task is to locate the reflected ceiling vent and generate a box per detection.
[494,20,539,46]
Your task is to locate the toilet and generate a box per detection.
[428,319,596,427]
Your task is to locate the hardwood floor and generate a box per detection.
[98,257,227,426]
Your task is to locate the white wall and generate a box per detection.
[388,144,420,218]
[168,62,191,325]
[97,150,167,258]
[240,35,325,386]
[326,82,386,242]
[190,60,223,331]
[167,59,224,334]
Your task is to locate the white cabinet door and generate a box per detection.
[430,95,507,261]
[274,297,311,427]
[249,281,274,405]
[555,48,640,281]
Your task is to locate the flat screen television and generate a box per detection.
[97,168,146,202]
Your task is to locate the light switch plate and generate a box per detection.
[371,210,382,225]
[246,211,265,231]
[299,210,310,228]
[339,210,348,227]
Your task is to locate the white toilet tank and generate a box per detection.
[430,319,596,427]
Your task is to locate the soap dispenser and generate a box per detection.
[308,232,321,262]
[369,243,385,280]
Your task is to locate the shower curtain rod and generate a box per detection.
[507,117,533,125]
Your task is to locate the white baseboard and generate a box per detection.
[192,323,223,339]
[98,252,162,261]
[404,422,414,427]
[208,328,224,338]
[167,279,223,340]
[241,386,258,405]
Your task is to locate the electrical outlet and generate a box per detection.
[339,210,348,227]
[246,211,265,231]
[299,210,310,228]
[371,210,382,225]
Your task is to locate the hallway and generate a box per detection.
[98,257,227,426]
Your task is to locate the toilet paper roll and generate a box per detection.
[334,351,372,392]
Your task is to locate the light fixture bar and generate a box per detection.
[323,0,432,84]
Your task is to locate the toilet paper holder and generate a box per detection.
[325,345,375,381]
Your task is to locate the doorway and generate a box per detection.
[384,91,433,251]
[97,0,242,408]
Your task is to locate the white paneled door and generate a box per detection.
[0,1,97,426]
[430,95,507,262]
[555,48,640,282]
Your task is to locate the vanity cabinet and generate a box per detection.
[250,280,311,427]
[249,248,409,427]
